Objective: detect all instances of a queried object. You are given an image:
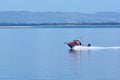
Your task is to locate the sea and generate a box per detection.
[0,25,120,80]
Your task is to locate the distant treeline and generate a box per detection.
[0,22,120,26]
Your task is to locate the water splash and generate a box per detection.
[73,46,120,51]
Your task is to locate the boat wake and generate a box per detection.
[73,46,120,51]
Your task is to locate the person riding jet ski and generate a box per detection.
[65,39,91,49]
[66,39,81,48]
[73,39,81,45]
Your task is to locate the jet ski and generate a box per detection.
[65,39,91,49]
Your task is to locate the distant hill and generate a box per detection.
[0,11,120,24]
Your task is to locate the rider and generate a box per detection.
[73,39,81,45]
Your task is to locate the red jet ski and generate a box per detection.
[65,39,91,49]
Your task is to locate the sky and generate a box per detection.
[0,0,120,13]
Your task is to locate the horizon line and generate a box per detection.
[0,11,119,14]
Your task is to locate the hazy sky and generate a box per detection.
[0,0,120,13]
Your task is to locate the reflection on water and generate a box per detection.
[68,49,79,53]
[68,48,91,64]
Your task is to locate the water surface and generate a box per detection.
[0,26,120,80]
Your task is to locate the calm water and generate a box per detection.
[0,26,120,80]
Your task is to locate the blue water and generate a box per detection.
[0,26,120,80]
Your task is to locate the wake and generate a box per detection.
[73,46,120,51]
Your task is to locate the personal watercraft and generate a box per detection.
[65,39,91,49]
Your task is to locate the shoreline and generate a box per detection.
[0,25,120,28]
[1,24,120,26]
[0,26,32,28]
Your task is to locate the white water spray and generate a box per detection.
[73,46,120,51]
